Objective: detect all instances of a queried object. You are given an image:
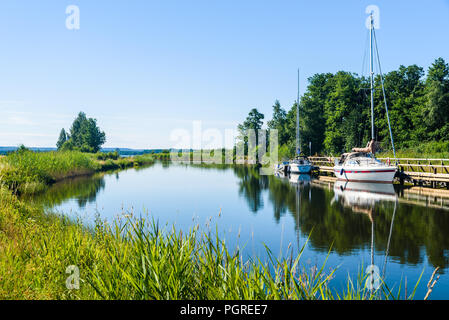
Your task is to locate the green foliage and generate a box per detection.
[259,58,449,157]
[267,100,289,146]
[377,141,449,159]
[0,150,98,195]
[95,151,119,161]
[0,149,156,195]
[422,58,449,141]
[58,112,106,153]
[237,108,265,155]
[56,129,68,150]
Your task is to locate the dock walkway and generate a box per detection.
[309,156,449,188]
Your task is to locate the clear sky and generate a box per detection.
[0,0,448,149]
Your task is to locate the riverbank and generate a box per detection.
[0,150,430,300]
[0,185,425,300]
[0,150,155,195]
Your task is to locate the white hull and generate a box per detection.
[290,163,312,174]
[334,165,396,183]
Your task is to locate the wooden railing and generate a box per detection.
[308,156,449,183]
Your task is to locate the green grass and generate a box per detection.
[378,141,449,159]
[0,150,155,195]
[0,150,98,195]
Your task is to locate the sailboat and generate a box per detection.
[334,13,397,183]
[289,69,312,174]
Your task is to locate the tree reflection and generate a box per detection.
[235,167,449,270]
[234,166,268,213]
[23,174,106,209]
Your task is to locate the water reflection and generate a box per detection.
[333,181,398,278]
[22,174,106,209]
[24,163,449,271]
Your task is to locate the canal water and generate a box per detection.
[25,162,449,299]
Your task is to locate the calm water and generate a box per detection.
[25,162,449,299]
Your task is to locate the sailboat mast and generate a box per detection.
[369,13,375,141]
[296,68,300,156]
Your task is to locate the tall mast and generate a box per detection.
[369,13,375,141]
[296,68,300,156]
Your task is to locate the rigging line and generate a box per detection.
[373,28,397,161]
[382,200,397,279]
[369,14,375,141]
[361,28,370,79]
[296,68,300,156]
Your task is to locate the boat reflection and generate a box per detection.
[333,181,398,285]
[333,181,396,209]
[289,173,311,185]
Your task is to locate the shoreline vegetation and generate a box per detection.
[0,149,438,300]
[234,58,449,161]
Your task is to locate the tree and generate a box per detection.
[243,57,449,157]
[422,58,449,140]
[237,108,265,156]
[323,72,367,154]
[300,73,334,155]
[267,100,288,146]
[58,112,106,153]
[56,128,68,150]
[374,65,425,149]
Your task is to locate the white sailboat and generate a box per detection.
[334,14,397,183]
[290,69,312,174]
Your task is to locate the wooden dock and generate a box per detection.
[309,156,449,188]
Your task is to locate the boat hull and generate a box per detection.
[290,163,312,174]
[334,166,397,183]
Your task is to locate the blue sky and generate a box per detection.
[0,0,448,149]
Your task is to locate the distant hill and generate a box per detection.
[0,147,57,155]
[0,147,166,156]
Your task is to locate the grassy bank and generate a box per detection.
[0,150,155,195]
[377,141,449,159]
[0,189,425,300]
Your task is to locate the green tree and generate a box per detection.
[248,58,449,157]
[237,108,265,155]
[300,73,335,155]
[323,72,367,154]
[56,128,68,150]
[59,112,106,153]
[374,65,425,149]
[422,58,449,140]
[267,100,288,146]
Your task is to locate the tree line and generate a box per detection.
[237,57,449,159]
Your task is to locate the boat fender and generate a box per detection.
[340,168,344,176]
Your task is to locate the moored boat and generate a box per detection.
[335,14,398,183]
